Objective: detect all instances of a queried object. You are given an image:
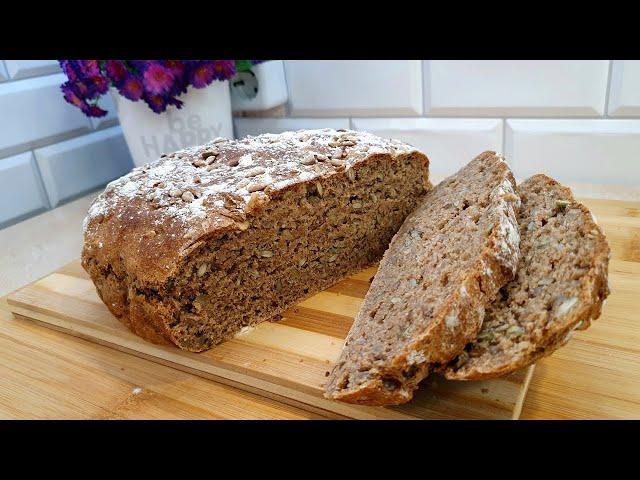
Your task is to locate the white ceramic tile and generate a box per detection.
[608,61,640,117]
[0,74,91,157]
[34,126,133,207]
[426,60,609,117]
[505,119,640,185]
[90,92,119,130]
[285,60,423,117]
[4,60,61,79]
[352,118,503,176]
[0,151,49,228]
[233,117,350,139]
[0,61,8,82]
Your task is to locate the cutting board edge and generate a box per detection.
[5,262,535,420]
[8,306,418,420]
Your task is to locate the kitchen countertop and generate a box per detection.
[1,178,639,419]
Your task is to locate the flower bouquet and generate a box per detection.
[58,60,261,166]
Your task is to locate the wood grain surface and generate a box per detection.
[1,196,638,419]
[7,261,533,419]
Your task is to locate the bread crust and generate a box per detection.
[324,152,521,405]
[81,129,430,349]
[443,174,610,380]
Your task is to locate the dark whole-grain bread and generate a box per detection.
[443,174,610,380]
[324,151,521,406]
[81,129,431,352]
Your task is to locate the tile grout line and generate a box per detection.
[0,127,98,162]
[0,69,65,86]
[280,60,293,119]
[232,112,635,121]
[422,60,430,116]
[29,149,52,210]
[604,60,614,118]
[501,117,507,157]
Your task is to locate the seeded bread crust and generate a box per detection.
[324,152,521,406]
[443,174,610,380]
[81,129,431,351]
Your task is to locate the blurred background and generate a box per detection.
[1,60,639,293]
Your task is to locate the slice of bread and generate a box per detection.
[444,174,610,380]
[324,151,521,405]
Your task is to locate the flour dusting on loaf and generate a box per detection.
[83,129,416,236]
[82,129,431,351]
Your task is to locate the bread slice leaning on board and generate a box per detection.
[324,152,522,406]
[443,174,610,380]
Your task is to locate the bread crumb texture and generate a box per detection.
[81,129,431,351]
[444,174,610,380]
[325,151,521,405]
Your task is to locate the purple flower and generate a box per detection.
[91,75,110,95]
[86,104,108,117]
[189,61,216,88]
[70,80,89,97]
[164,60,185,79]
[166,96,184,109]
[142,62,174,95]
[118,76,144,101]
[59,59,253,116]
[170,77,188,97]
[105,60,128,84]
[69,76,108,101]
[59,61,78,81]
[212,60,236,80]
[128,60,149,72]
[165,60,188,96]
[61,83,87,109]
[75,60,100,77]
[61,82,107,118]
[143,93,169,113]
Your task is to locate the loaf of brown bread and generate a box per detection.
[324,152,522,406]
[81,129,431,352]
[443,174,610,380]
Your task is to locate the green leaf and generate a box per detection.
[235,60,253,72]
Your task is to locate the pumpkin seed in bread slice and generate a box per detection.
[324,151,521,406]
[444,174,610,380]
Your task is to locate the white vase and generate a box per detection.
[112,81,233,167]
[230,60,288,112]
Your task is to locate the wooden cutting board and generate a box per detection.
[7,260,534,419]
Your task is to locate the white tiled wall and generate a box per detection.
[608,61,640,117]
[351,118,502,176]
[35,126,132,207]
[234,117,350,138]
[0,62,132,229]
[425,60,609,117]
[0,152,49,228]
[238,59,639,188]
[3,60,639,230]
[505,120,640,185]
[4,60,60,80]
[0,74,92,157]
[284,60,423,117]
